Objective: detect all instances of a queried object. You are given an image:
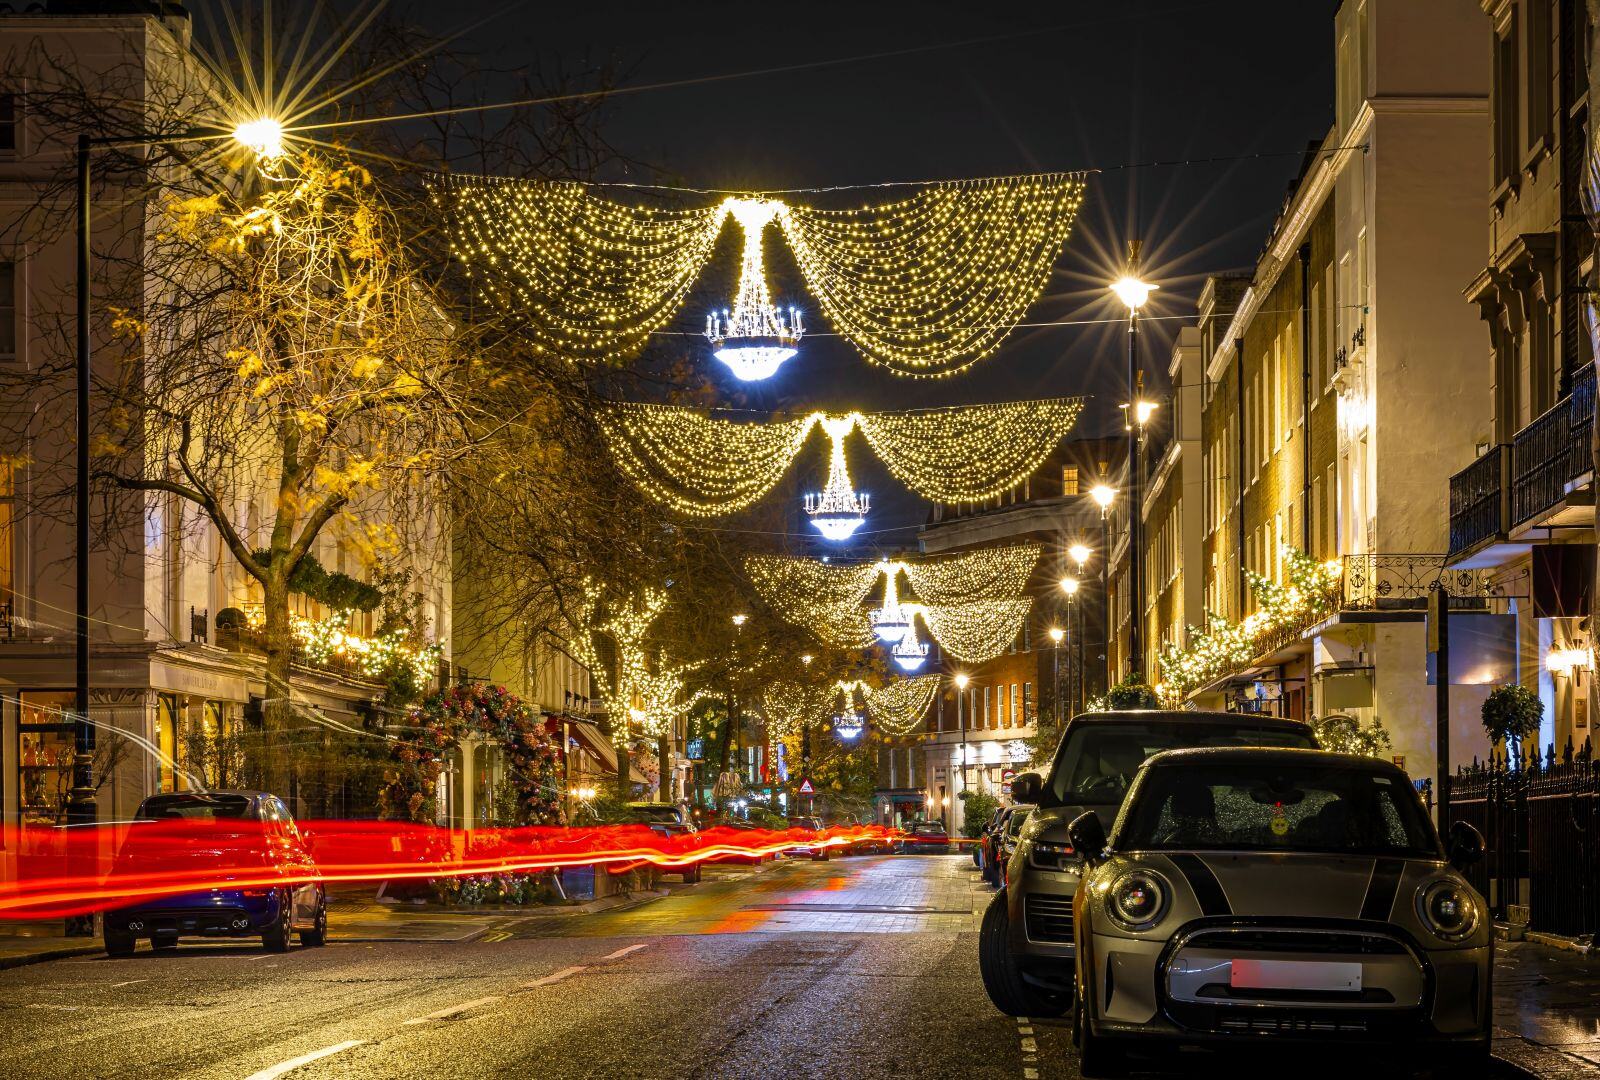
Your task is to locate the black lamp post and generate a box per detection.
[1111,243,1156,681]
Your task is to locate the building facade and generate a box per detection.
[1448,0,1596,756]
[1132,0,1498,794]
[0,6,452,830]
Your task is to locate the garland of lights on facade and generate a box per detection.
[596,399,1082,538]
[439,175,1087,379]
[746,546,1042,664]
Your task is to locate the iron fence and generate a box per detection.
[1340,554,1495,611]
[1511,364,1596,526]
[1446,740,1599,939]
[1447,445,1509,557]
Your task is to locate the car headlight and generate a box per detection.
[1027,839,1078,872]
[1418,880,1479,942]
[1106,870,1169,931]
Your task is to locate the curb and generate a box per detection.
[0,943,102,970]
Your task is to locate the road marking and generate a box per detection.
[1019,1037,1037,1052]
[1017,1026,1033,1035]
[523,966,586,988]
[401,995,503,1025]
[481,931,512,943]
[243,1040,365,1080]
[1023,1070,1039,1079]
[110,979,147,988]
[601,943,650,961]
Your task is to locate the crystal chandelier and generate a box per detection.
[805,416,868,540]
[868,569,911,643]
[705,198,804,381]
[891,619,930,672]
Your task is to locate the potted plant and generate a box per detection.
[1481,684,1543,767]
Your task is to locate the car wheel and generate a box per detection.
[103,929,136,958]
[298,895,327,947]
[263,894,293,953]
[680,865,702,884]
[978,890,1070,1018]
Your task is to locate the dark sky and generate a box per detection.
[336,0,1341,540]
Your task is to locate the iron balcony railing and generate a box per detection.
[1341,553,1494,611]
[1447,444,1510,557]
[1511,364,1596,527]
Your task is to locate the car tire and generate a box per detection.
[978,890,1070,1018]
[103,930,136,958]
[680,866,702,884]
[263,894,293,953]
[299,895,327,947]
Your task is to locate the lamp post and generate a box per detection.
[1068,542,1091,712]
[1047,627,1065,725]
[954,672,970,804]
[1111,247,1156,681]
[1089,486,1116,691]
[66,119,280,935]
[1059,573,1082,716]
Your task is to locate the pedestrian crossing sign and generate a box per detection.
[798,778,814,795]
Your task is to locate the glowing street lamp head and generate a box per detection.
[953,672,970,690]
[1134,399,1158,427]
[731,613,748,628]
[1090,484,1117,511]
[1111,275,1157,312]
[1059,576,1080,597]
[1068,544,1092,568]
[1048,627,1065,644]
[232,117,285,160]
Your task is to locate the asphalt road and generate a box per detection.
[0,855,1522,1079]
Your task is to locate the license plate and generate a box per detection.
[1230,959,1362,992]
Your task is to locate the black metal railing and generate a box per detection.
[189,606,208,644]
[1340,554,1494,611]
[1447,740,1600,938]
[1447,445,1510,557]
[1511,364,1597,526]
[0,598,11,642]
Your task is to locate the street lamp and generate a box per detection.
[1088,485,1116,697]
[1048,627,1065,725]
[66,118,284,935]
[1061,569,1085,717]
[1110,242,1154,682]
[953,671,971,803]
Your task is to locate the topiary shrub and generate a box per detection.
[1481,683,1543,746]
[960,791,1001,838]
[1104,676,1161,711]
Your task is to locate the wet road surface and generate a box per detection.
[0,854,1536,1079]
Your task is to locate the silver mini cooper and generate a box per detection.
[1066,747,1490,1077]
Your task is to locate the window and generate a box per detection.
[983,686,992,728]
[1022,682,1033,723]
[1011,683,1020,727]
[0,260,15,361]
[1493,11,1519,185]
[1523,0,1550,154]
[19,691,74,824]
[0,94,15,153]
[1062,465,1079,496]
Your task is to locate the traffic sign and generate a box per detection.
[798,778,814,795]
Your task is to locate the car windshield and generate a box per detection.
[137,793,253,820]
[1048,720,1315,805]
[1114,760,1440,857]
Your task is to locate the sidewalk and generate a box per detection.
[1493,939,1600,1078]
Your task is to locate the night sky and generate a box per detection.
[285,0,1342,539]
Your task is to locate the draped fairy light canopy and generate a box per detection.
[762,675,941,739]
[595,398,1083,535]
[746,545,1042,664]
[438,174,1088,378]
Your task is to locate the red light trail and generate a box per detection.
[0,821,966,920]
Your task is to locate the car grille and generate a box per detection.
[1216,1013,1372,1035]
[1182,928,1409,956]
[1024,894,1075,944]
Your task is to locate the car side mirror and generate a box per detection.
[1009,771,1044,805]
[1067,811,1108,867]
[1447,821,1484,871]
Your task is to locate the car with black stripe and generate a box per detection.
[1065,748,1490,1076]
[979,710,1316,1019]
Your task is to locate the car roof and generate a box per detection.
[141,790,268,802]
[1065,709,1313,732]
[1142,746,1411,778]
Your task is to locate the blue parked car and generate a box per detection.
[104,790,327,956]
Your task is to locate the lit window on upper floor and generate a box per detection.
[1062,465,1078,496]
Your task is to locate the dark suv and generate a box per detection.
[978,710,1316,1017]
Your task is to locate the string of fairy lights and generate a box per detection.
[595,398,1082,538]
[747,546,1042,666]
[762,676,941,740]
[438,175,1086,379]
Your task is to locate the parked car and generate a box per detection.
[103,790,327,956]
[993,807,1031,887]
[784,815,832,861]
[980,710,1317,1018]
[893,820,952,854]
[619,802,702,883]
[1067,748,1490,1076]
[979,807,1017,885]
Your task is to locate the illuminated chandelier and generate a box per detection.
[804,416,869,540]
[705,199,804,381]
[832,711,865,740]
[869,568,911,642]
[891,618,930,672]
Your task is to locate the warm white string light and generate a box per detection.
[596,400,1082,518]
[705,198,805,381]
[441,174,1088,377]
[805,415,870,539]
